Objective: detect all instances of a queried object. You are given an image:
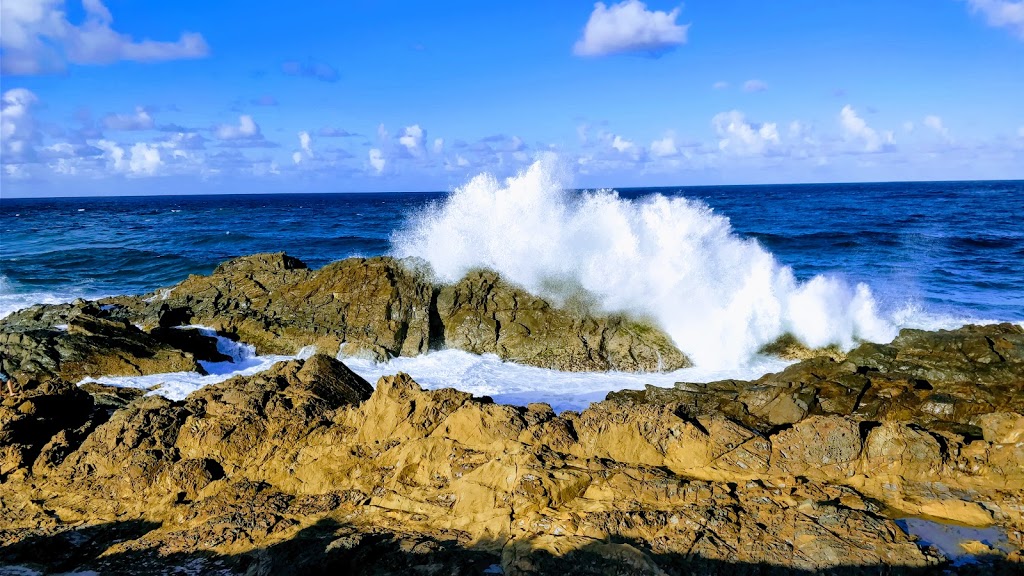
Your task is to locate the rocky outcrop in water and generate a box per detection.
[437,270,689,371]
[1,321,1022,574]
[98,252,690,372]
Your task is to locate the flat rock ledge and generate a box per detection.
[1,307,1023,573]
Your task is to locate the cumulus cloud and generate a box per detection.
[398,124,426,157]
[158,131,206,150]
[292,130,314,164]
[1,0,209,75]
[103,106,154,131]
[281,59,339,82]
[712,81,730,90]
[95,139,162,175]
[649,132,679,157]
[610,134,635,153]
[712,110,780,156]
[1,88,40,162]
[743,79,769,92]
[839,105,893,152]
[967,0,1024,39]
[128,142,161,174]
[574,0,689,57]
[215,115,261,140]
[368,148,385,173]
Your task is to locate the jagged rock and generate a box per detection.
[0,301,204,391]
[758,332,845,361]
[0,378,97,481]
[436,270,690,371]
[96,253,689,371]
[2,283,1023,574]
[977,412,1024,444]
[107,253,434,360]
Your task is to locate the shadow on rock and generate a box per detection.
[1,518,1020,576]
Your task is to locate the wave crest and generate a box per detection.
[392,157,897,368]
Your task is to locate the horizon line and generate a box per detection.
[1,176,1022,201]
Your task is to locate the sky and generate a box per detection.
[1,0,1022,197]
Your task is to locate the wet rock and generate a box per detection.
[99,253,689,371]
[1,302,203,392]
[436,270,690,372]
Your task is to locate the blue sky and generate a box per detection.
[1,0,1022,196]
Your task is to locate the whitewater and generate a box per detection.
[396,157,901,369]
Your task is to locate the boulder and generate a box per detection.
[437,270,690,372]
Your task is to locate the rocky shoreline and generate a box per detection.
[1,253,1022,575]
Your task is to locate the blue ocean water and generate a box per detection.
[2,179,1022,328]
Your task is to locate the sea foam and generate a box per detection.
[393,156,897,369]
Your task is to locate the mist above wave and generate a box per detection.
[392,156,896,369]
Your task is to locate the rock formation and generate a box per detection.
[97,252,690,372]
[1,254,1022,574]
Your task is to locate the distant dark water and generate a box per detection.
[2,180,1023,322]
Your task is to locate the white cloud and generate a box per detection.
[95,139,161,175]
[574,0,689,57]
[445,153,472,171]
[1,88,39,161]
[128,142,161,174]
[433,137,444,154]
[712,81,730,90]
[743,79,769,92]
[712,110,780,156]
[369,148,385,173]
[0,0,209,75]
[967,0,1024,39]
[923,115,949,138]
[650,132,678,157]
[103,106,154,131]
[292,130,313,164]
[215,115,260,140]
[839,105,893,152]
[398,124,425,157]
[610,134,635,153]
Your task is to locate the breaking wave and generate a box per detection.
[393,157,897,369]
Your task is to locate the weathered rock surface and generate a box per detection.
[1,255,1022,574]
[1,323,1022,574]
[0,301,204,391]
[96,252,689,372]
[437,270,690,371]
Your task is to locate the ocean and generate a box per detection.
[3,163,1022,409]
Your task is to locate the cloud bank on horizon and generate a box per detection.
[0,0,1022,196]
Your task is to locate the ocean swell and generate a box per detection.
[392,157,897,369]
